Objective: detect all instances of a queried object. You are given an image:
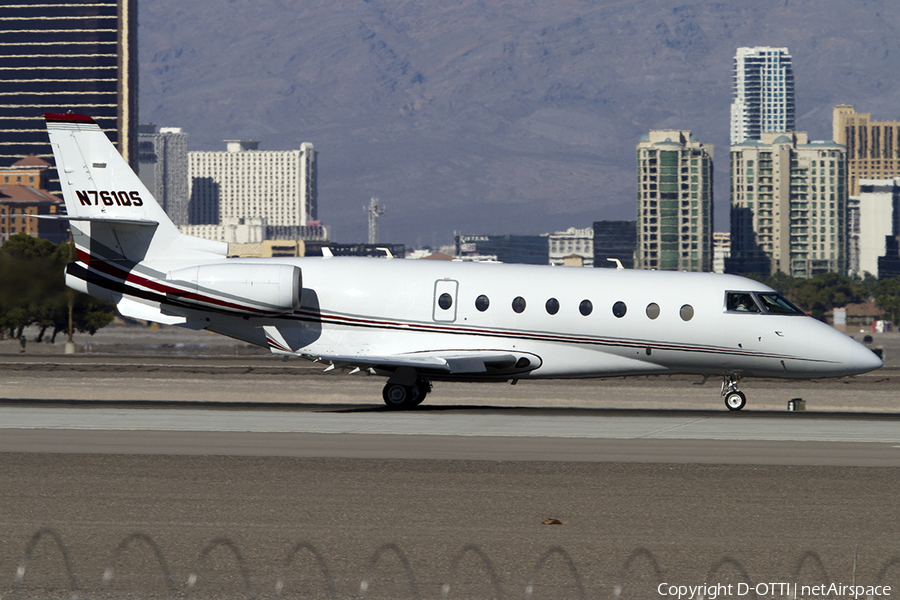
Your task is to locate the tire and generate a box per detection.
[413,379,432,406]
[382,382,420,409]
[724,391,747,411]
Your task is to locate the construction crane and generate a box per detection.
[363,197,386,244]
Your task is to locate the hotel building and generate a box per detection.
[183,140,318,234]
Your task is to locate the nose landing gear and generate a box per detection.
[722,374,746,411]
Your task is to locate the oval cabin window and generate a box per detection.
[438,293,453,310]
[646,303,660,319]
[475,295,490,312]
[680,304,694,321]
[612,301,627,318]
[512,296,526,314]
[579,300,593,316]
[545,298,560,315]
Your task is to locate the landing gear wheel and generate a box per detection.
[724,391,747,411]
[721,374,746,411]
[382,382,421,409]
[413,378,432,406]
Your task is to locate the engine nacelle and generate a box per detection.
[166,263,301,315]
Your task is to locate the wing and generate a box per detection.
[263,326,540,375]
[303,350,541,376]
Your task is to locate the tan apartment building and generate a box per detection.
[1,155,52,190]
[0,185,66,244]
[0,155,67,244]
[833,105,900,196]
[728,132,846,278]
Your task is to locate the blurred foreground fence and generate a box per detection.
[5,528,900,599]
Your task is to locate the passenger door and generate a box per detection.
[432,279,459,322]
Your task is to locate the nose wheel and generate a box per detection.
[722,374,746,411]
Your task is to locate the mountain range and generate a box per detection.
[138,0,900,246]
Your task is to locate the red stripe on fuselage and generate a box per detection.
[75,250,269,314]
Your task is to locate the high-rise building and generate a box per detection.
[592,220,636,269]
[138,125,189,225]
[636,130,714,272]
[0,0,138,181]
[833,105,900,197]
[186,140,317,229]
[730,47,795,146]
[727,132,847,278]
[847,178,900,279]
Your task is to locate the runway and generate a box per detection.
[3,352,900,598]
[2,401,900,467]
[4,400,900,442]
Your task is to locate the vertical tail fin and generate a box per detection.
[45,113,226,263]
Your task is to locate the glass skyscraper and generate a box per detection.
[0,0,138,184]
[730,47,795,146]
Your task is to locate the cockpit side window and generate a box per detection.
[726,292,761,313]
[757,293,805,315]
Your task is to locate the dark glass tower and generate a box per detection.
[0,0,137,188]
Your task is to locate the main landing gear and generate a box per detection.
[382,377,432,409]
[721,374,746,411]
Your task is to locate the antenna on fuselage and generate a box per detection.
[607,258,624,270]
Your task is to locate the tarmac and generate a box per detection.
[1,323,899,599]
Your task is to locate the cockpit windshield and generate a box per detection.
[725,291,805,315]
[726,292,761,313]
[756,293,805,315]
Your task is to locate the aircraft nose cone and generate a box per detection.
[846,338,883,375]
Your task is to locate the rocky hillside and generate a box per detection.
[138,0,900,245]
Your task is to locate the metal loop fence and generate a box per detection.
[4,529,899,599]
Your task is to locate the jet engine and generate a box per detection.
[166,263,301,315]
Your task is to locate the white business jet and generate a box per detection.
[45,113,882,410]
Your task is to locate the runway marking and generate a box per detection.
[636,415,712,438]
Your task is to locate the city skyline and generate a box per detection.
[136,0,898,246]
[0,1,894,249]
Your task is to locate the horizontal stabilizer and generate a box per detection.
[117,297,187,325]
